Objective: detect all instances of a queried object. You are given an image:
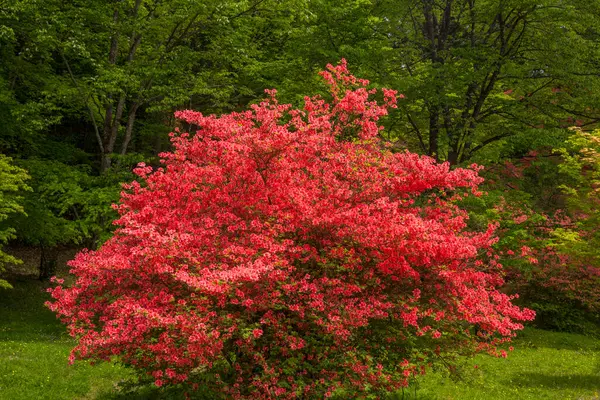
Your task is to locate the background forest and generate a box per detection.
[1,0,600,399]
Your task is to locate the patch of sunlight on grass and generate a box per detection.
[402,328,600,400]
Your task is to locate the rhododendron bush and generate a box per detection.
[48,61,534,399]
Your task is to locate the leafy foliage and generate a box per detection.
[468,129,600,333]
[5,157,128,279]
[0,155,30,288]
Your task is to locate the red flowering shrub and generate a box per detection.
[47,61,534,399]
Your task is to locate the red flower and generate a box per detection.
[252,329,263,339]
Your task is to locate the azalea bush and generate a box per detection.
[48,61,534,399]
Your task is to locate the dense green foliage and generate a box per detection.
[1,0,600,397]
[0,155,29,288]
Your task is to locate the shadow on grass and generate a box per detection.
[389,394,438,400]
[95,387,181,400]
[514,328,600,352]
[94,383,440,400]
[387,386,439,400]
[0,279,67,343]
[94,385,218,400]
[508,372,600,390]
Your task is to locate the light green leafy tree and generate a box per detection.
[553,127,600,261]
[0,155,30,288]
[2,0,312,172]
[8,159,124,280]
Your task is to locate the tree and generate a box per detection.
[268,0,600,164]
[2,0,310,172]
[0,155,30,288]
[0,0,67,156]
[43,0,309,172]
[376,0,600,164]
[7,159,122,280]
[48,62,533,398]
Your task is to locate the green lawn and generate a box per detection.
[0,279,599,400]
[0,279,133,400]
[405,328,600,400]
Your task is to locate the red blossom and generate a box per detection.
[47,60,533,399]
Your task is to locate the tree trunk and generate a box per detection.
[447,146,459,165]
[101,94,126,172]
[428,109,440,160]
[38,244,57,281]
[120,103,140,156]
[100,7,121,173]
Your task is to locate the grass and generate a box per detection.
[0,278,132,400]
[0,278,599,399]
[400,328,600,400]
